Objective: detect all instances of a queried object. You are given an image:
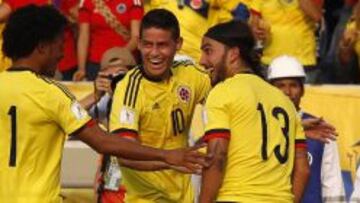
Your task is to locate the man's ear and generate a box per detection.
[229,47,240,63]
[36,42,48,54]
[176,37,183,51]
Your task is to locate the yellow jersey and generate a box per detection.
[0,68,91,203]
[250,0,317,66]
[207,0,247,28]
[203,74,306,202]
[110,61,210,203]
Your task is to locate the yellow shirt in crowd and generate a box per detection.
[250,0,317,66]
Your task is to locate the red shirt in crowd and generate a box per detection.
[78,0,143,63]
[58,0,78,72]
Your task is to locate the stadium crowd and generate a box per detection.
[1,0,360,203]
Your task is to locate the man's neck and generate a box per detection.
[11,59,41,73]
[229,60,253,77]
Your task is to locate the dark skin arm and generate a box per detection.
[0,2,11,23]
[117,136,204,173]
[299,0,323,23]
[303,118,337,143]
[292,147,310,203]
[199,138,229,203]
[74,123,209,170]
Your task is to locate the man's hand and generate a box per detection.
[94,71,112,99]
[73,69,86,81]
[250,15,270,43]
[164,144,212,172]
[303,118,337,143]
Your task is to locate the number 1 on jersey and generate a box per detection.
[8,105,17,167]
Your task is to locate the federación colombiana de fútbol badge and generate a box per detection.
[177,85,191,103]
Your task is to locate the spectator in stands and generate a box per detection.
[250,0,323,83]
[80,47,135,123]
[207,0,250,27]
[268,55,346,203]
[81,47,136,203]
[0,0,49,19]
[73,0,143,81]
[338,1,360,82]
[57,0,79,81]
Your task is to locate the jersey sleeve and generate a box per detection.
[130,0,144,20]
[44,83,91,135]
[295,114,307,148]
[78,0,92,23]
[109,74,140,137]
[202,84,231,142]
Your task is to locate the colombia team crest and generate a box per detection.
[177,85,191,103]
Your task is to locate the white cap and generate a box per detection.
[267,55,306,80]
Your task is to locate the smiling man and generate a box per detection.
[109,9,211,203]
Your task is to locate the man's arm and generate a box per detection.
[299,0,323,23]
[0,2,11,23]
[117,136,204,173]
[75,122,208,170]
[292,147,310,203]
[199,138,229,203]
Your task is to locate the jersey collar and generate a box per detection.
[138,65,173,83]
[7,67,36,73]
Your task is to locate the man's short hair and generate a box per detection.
[140,9,180,40]
[2,5,67,60]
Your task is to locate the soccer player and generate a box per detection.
[109,9,211,202]
[0,5,208,203]
[198,20,310,203]
[268,55,345,203]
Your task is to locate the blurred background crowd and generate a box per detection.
[0,0,359,85]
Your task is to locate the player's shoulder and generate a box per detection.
[121,66,143,84]
[36,75,76,101]
[172,57,208,75]
[207,81,229,99]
